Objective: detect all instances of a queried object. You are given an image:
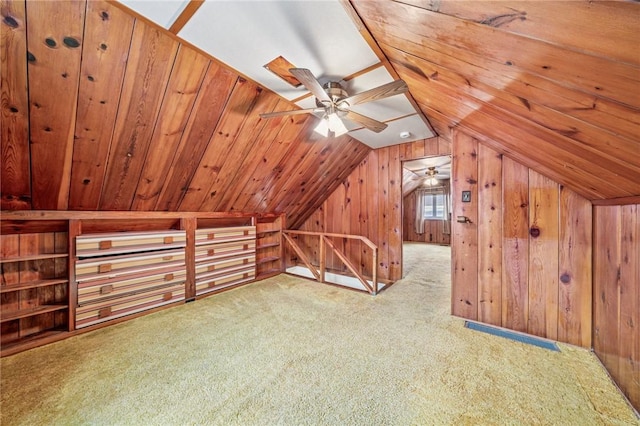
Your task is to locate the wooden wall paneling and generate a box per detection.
[366,149,380,277]
[344,161,358,273]
[438,138,452,156]
[354,1,639,109]
[477,144,502,326]
[619,204,639,407]
[68,1,134,210]
[377,147,391,280]
[411,0,640,66]
[268,133,348,216]
[558,187,592,348]
[358,156,373,277]
[214,99,289,212]
[388,144,402,280]
[593,206,621,370]
[99,21,179,210]
[1,0,30,210]
[155,62,237,211]
[262,132,348,218]
[451,130,478,319]
[328,179,347,273]
[131,46,210,210]
[26,0,86,209]
[199,89,282,212]
[402,193,415,241]
[285,139,370,229]
[177,78,262,211]
[270,133,360,218]
[242,119,315,213]
[501,156,529,332]
[527,170,559,340]
[231,114,309,212]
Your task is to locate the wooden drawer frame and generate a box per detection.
[76,230,186,257]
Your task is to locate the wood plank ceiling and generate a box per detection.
[0,0,370,227]
[1,0,639,223]
[353,0,640,201]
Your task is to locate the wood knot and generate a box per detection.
[560,273,571,284]
[529,227,541,238]
[45,37,57,48]
[100,11,110,21]
[3,15,19,28]
[63,37,80,48]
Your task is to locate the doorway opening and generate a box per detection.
[401,155,452,277]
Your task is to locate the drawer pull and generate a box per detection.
[163,292,173,301]
[163,236,174,244]
[98,307,112,318]
[100,285,114,295]
[207,249,215,256]
[164,273,174,281]
[98,263,112,273]
[207,233,215,240]
[162,256,173,261]
[207,265,216,272]
[99,240,112,250]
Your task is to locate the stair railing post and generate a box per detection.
[319,234,326,283]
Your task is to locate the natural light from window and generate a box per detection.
[423,193,445,220]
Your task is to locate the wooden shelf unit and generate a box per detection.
[0,222,70,355]
[256,215,285,279]
[0,211,286,356]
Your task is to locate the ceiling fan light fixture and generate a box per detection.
[424,166,438,186]
[328,112,349,136]
[314,112,349,137]
[313,115,330,137]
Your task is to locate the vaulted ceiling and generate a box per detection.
[352,0,640,201]
[1,0,639,224]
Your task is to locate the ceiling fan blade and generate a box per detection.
[342,79,408,107]
[345,111,387,133]
[289,68,331,103]
[259,108,321,119]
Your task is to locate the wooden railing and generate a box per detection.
[282,230,379,295]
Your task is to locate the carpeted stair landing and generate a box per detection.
[1,243,637,425]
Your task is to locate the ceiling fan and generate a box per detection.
[259,68,408,136]
[425,167,439,186]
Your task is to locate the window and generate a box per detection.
[423,193,445,219]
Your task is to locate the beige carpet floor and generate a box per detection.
[1,243,638,425]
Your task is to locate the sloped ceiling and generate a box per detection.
[1,0,639,225]
[0,0,371,227]
[352,0,640,201]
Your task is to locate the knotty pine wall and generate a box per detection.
[452,130,592,348]
[298,137,450,283]
[593,204,639,410]
[402,182,451,245]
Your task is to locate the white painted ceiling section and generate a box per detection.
[120,0,189,29]
[118,0,436,148]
